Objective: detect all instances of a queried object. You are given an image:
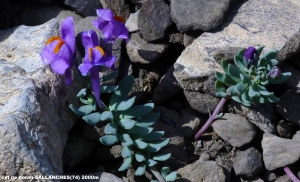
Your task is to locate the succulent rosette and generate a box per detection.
[215,46,291,106]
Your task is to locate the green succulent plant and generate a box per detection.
[70,71,177,182]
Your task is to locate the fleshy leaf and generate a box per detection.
[122,146,132,158]
[228,64,242,83]
[110,75,134,107]
[135,164,146,176]
[121,103,154,119]
[128,126,153,135]
[82,112,102,125]
[249,83,260,98]
[226,86,237,96]
[100,135,118,146]
[137,131,164,142]
[134,140,148,149]
[100,70,118,82]
[77,88,87,97]
[120,133,133,146]
[270,59,278,66]
[166,172,177,181]
[146,159,157,167]
[135,113,160,127]
[100,85,119,93]
[260,49,278,61]
[234,51,248,73]
[161,167,170,178]
[153,153,171,161]
[148,139,169,149]
[118,157,132,171]
[69,104,96,116]
[235,82,248,95]
[135,152,146,162]
[110,96,136,111]
[221,60,229,74]
[104,122,118,135]
[118,118,137,129]
[215,80,226,92]
[216,91,227,98]
[256,45,265,56]
[257,57,269,68]
[268,72,291,84]
[101,111,114,121]
[256,84,272,96]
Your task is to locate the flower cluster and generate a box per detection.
[40,9,129,108]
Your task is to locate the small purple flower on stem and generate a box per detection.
[244,46,258,68]
[269,66,281,79]
[78,30,116,108]
[40,16,75,86]
[93,9,129,43]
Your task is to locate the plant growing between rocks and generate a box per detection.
[194,46,300,182]
[40,9,176,182]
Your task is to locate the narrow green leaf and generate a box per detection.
[100,135,118,146]
[110,75,134,106]
[121,103,154,119]
[221,60,229,74]
[128,126,153,135]
[261,80,269,85]
[119,118,137,129]
[256,45,265,56]
[214,112,223,119]
[215,80,226,92]
[136,113,160,127]
[101,111,114,121]
[100,70,118,82]
[110,96,136,111]
[149,138,169,149]
[240,89,252,105]
[118,157,132,171]
[161,167,170,178]
[82,112,102,125]
[104,122,118,135]
[228,64,242,83]
[249,83,260,98]
[266,94,279,103]
[76,88,87,97]
[166,172,177,181]
[69,104,96,116]
[234,53,248,73]
[215,72,225,83]
[100,85,119,93]
[135,152,146,162]
[153,153,171,161]
[120,133,133,147]
[135,164,146,176]
[216,91,227,98]
[122,146,132,158]
[146,159,157,167]
[134,140,148,149]
[137,131,165,142]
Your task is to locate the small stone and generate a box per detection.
[199,151,211,161]
[212,113,257,147]
[277,120,294,139]
[262,133,300,170]
[232,147,263,179]
[276,90,300,127]
[267,173,277,181]
[126,33,168,64]
[125,10,139,32]
[138,0,172,42]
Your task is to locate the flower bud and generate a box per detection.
[269,66,281,79]
[244,46,258,67]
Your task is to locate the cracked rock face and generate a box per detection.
[0,19,83,176]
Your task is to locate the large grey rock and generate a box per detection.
[174,0,300,92]
[184,90,220,115]
[176,161,227,182]
[20,5,82,26]
[138,0,173,42]
[277,28,300,61]
[152,66,182,104]
[100,0,131,19]
[232,147,263,178]
[171,0,238,32]
[64,0,102,17]
[125,10,139,33]
[212,113,257,147]
[0,19,83,176]
[262,133,300,170]
[229,101,278,134]
[126,33,168,64]
[276,91,300,127]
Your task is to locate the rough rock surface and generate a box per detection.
[64,0,102,17]
[292,131,300,143]
[174,0,300,92]
[262,133,300,170]
[0,19,82,176]
[176,110,201,138]
[100,0,131,19]
[276,91,300,127]
[126,33,168,64]
[229,101,278,134]
[171,0,237,31]
[138,0,172,42]
[152,66,182,104]
[20,5,82,26]
[232,147,263,178]
[176,161,227,182]
[212,113,257,147]
[184,90,220,114]
[125,10,139,32]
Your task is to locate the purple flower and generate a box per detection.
[269,66,281,79]
[93,9,129,43]
[244,46,258,68]
[78,30,116,108]
[40,16,75,86]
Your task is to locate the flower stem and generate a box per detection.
[284,166,300,182]
[150,166,166,182]
[194,94,231,140]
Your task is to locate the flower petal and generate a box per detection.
[40,40,58,64]
[82,30,99,50]
[61,16,75,54]
[103,56,116,69]
[96,9,113,21]
[50,58,70,75]
[65,68,72,86]
[90,66,102,108]
[112,21,129,42]
[78,61,93,76]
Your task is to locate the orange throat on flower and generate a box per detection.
[88,46,106,62]
[114,16,125,23]
[46,36,65,54]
